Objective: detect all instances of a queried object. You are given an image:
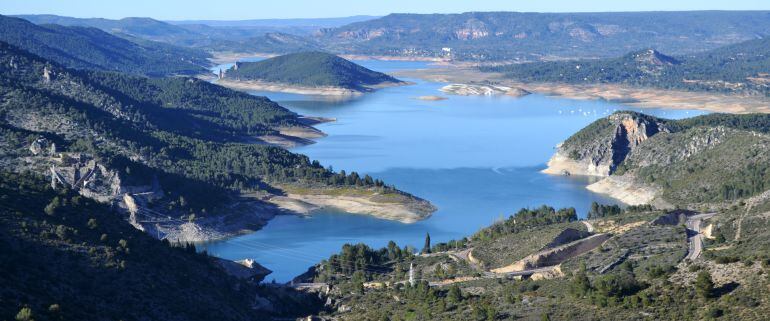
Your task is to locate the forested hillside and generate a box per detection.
[487,37,770,96]
[0,41,429,235]
[0,15,210,76]
[0,171,323,321]
[223,51,401,90]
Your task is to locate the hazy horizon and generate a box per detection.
[3,0,770,20]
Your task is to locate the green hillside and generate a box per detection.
[0,15,210,76]
[224,51,401,90]
[0,41,423,218]
[13,15,202,44]
[487,37,770,96]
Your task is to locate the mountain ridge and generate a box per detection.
[0,15,210,76]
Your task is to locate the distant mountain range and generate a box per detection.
[486,36,770,96]
[167,15,378,28]
[0,15,210,76]
[15,11,770,62]
[316,11,770,60]
[223,51,402,91]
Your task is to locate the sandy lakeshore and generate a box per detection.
[216,79,364,96]
[216,79,410,96]
[267,187,436,224]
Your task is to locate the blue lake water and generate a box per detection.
[202,60,707,282]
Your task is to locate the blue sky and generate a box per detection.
[2,0,769,20]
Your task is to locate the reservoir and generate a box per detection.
[201,60,706,281]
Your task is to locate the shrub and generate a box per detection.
[695,271,714,299]
[714,256,740,264]
[15,307,33,321]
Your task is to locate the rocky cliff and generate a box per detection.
[547,111,770,207]
[543,111,669,177]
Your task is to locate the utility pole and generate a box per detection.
[409,262,415,287]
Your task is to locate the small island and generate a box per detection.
[440,83,531,97]
[217,51,408,96]
[416,95,448,101]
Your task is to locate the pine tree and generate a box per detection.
[695,270,714,299]
[422,232,431,254]
[447,284,462,303]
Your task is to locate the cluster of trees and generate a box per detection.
[587,202,655,219]
[718,163,770,201]
[673,113,770,134]
[430,237,469,253]
[474,205,578,241]
[587,202,623,219]
[316,242,415,282]
[570,263,645,307]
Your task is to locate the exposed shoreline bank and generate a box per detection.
[394,67,770,114]
[216,79,410,96]
[167,187,436,243]
[267,186,437,224]
[217,79,363,96]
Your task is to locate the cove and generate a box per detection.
[201,60,707,282]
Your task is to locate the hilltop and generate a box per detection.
[218,51,406,95]
[0,15,210,76]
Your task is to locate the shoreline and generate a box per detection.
[217,79,363,96]
[267,187,436,224]
[162,186,436,243]
[216,79,410,96]
[394,67,770,114]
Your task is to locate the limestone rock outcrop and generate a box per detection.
[543,112,669,177]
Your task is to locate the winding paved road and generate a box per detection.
[684,213,717,261]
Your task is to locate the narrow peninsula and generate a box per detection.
[216,51,408,96]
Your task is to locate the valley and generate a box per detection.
[3,6,770,321]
